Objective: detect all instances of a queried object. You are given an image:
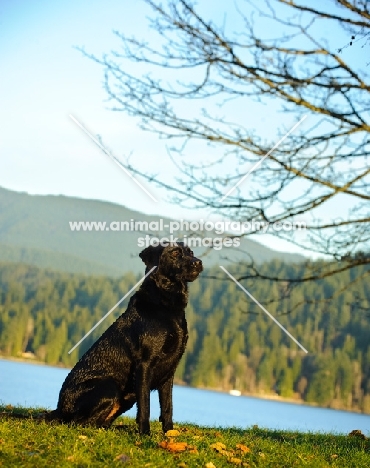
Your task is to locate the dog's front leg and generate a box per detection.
[158,375,174,433]
[135,364,151,435]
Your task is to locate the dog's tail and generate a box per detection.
[0,409,61,423]
[44,409,61,422]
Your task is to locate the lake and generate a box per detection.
[1,359,369,434]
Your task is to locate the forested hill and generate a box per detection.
[0,186,304,276]
[0,260,369,413]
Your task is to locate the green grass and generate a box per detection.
[0,406,369,467]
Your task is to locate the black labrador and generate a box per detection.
[48,242,203,435]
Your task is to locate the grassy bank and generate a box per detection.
[0,406,369,467]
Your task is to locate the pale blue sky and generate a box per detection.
[0,0,364,255]
[0,0,162,209]
[0,0,275,212]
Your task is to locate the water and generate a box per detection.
[1,359,369,434]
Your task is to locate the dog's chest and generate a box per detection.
[162,324,188,356]
[143,317,188,368]
[131,317,188,390]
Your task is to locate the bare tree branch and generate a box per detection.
[83,0,370,305]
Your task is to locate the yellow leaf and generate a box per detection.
[78,435,87,440]
[205,463,216,468]
[222,450,234,457]
[230,458,242,465]
[236,444,251,453]
[211,442,227,452]
[166,429,180,437]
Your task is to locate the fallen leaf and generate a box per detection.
[78,435,87,440]
[205,463,216,468]
[166,429,180,437]
[236,444,251,453]
[230,458,242,465]
[159,441,188,452]
[258,452,265,458]
[66,456,75,461]
[211,442,235,457]
[211,442,227,452]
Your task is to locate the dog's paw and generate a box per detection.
[138,421,151,436]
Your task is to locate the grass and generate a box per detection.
[0,406,369,467]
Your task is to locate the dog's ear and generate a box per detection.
[139,245,165,272]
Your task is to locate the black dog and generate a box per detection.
[49,242,202,435]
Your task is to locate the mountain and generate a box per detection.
[0,186,304,276]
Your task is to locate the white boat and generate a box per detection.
[229,389,241,396]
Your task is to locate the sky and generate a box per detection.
[0,0,162,210]
[0,0,365,257]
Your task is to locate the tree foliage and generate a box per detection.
[1,261,370,413]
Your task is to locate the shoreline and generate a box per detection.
[1,355,368,415]
[0,355,69,369]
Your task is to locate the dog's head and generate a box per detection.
[139,242,203,283]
